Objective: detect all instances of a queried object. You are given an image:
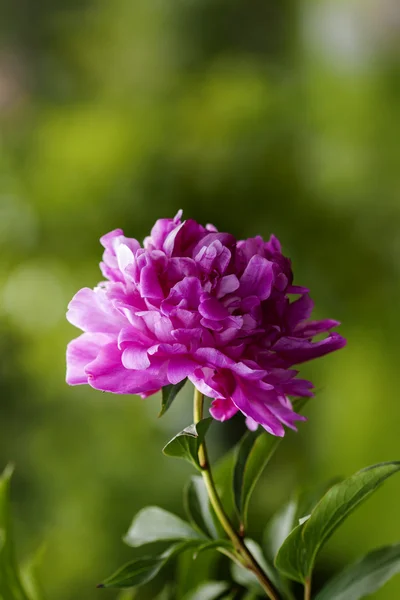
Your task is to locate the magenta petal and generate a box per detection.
[199,297,230,320]
[294,319,341,338]
[232,385,285,437]
[66,332,113,385]
[286,294,314,329]
[210,397,239,421]
[167,357,196,384]
[140,265,164,299]
[67,287,124,334]
[273,333,347,366]
[86,343,167,394]
[245,417,259,431]
[240,255,274,300]
[121,346,151,370]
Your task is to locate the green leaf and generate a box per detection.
[21,545,46,600]
[116,591,136,600]
[176,541,216,599]
[98,556,164,589]
[99,541,199,589]
[124,507,202,548]
[184,477,218,539]
[159,380,187,417]
[192,539,234,559]
[265,479,341,562]
[315,543,400,600]
[162,419,213,470]
[231,539,289,598]
[275,461,400,583]
[233,430,281,530]
[0,465,30,600]
[184,581,230,600]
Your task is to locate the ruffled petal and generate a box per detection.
[66,332,113,385]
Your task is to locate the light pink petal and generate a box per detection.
[66,332,113,385]
[121,346,151,370]
[67,287,124,334]
[85,343,168,394]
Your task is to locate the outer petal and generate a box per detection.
[66,332,113,385]
[85,343,168,394]
[231,384,285,437]
[67,287,124,334]
[273,332,347,366]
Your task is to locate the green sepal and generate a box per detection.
[159,380,187,417]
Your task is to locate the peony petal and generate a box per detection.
[66,332,113,385]
[121,346,151,370]
[86,343,168,394]
[239,255,274,301]
[210,397,239,421]
[67,287,124,334]
[167,357,196,384]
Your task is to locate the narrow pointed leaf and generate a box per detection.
[159,380,187,417]
[265,478,341,562]
[162,419,212,470]
[192,539,234,559]
[184,477,218,539]
[264,500,298,563]
[124,507,201,548]
[315,543,400,600]
[233,431,281,529]
[100,541,200,589]
[233,398,310,532]
[98,556,164,589]
[21,545,46,600]
[0,465,30,600]
[275,462,400,583]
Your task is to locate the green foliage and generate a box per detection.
[184,477,218,539]
[98,556,166,589]
[231,539,292,600]
[315,544,400,600]
[233,430,281,530]
[183,582,230,600]
[162,419,213,470]
[264,479,341,561]
[275,462,400,583]
[159,381,187,417]
[0,466,43,600]
[123,507,202,548]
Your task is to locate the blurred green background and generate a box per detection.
[0,0,399,598]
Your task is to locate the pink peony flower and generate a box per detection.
[66,211,346,436]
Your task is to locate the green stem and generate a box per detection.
[193,387,280,600]
[304,578,312,600]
